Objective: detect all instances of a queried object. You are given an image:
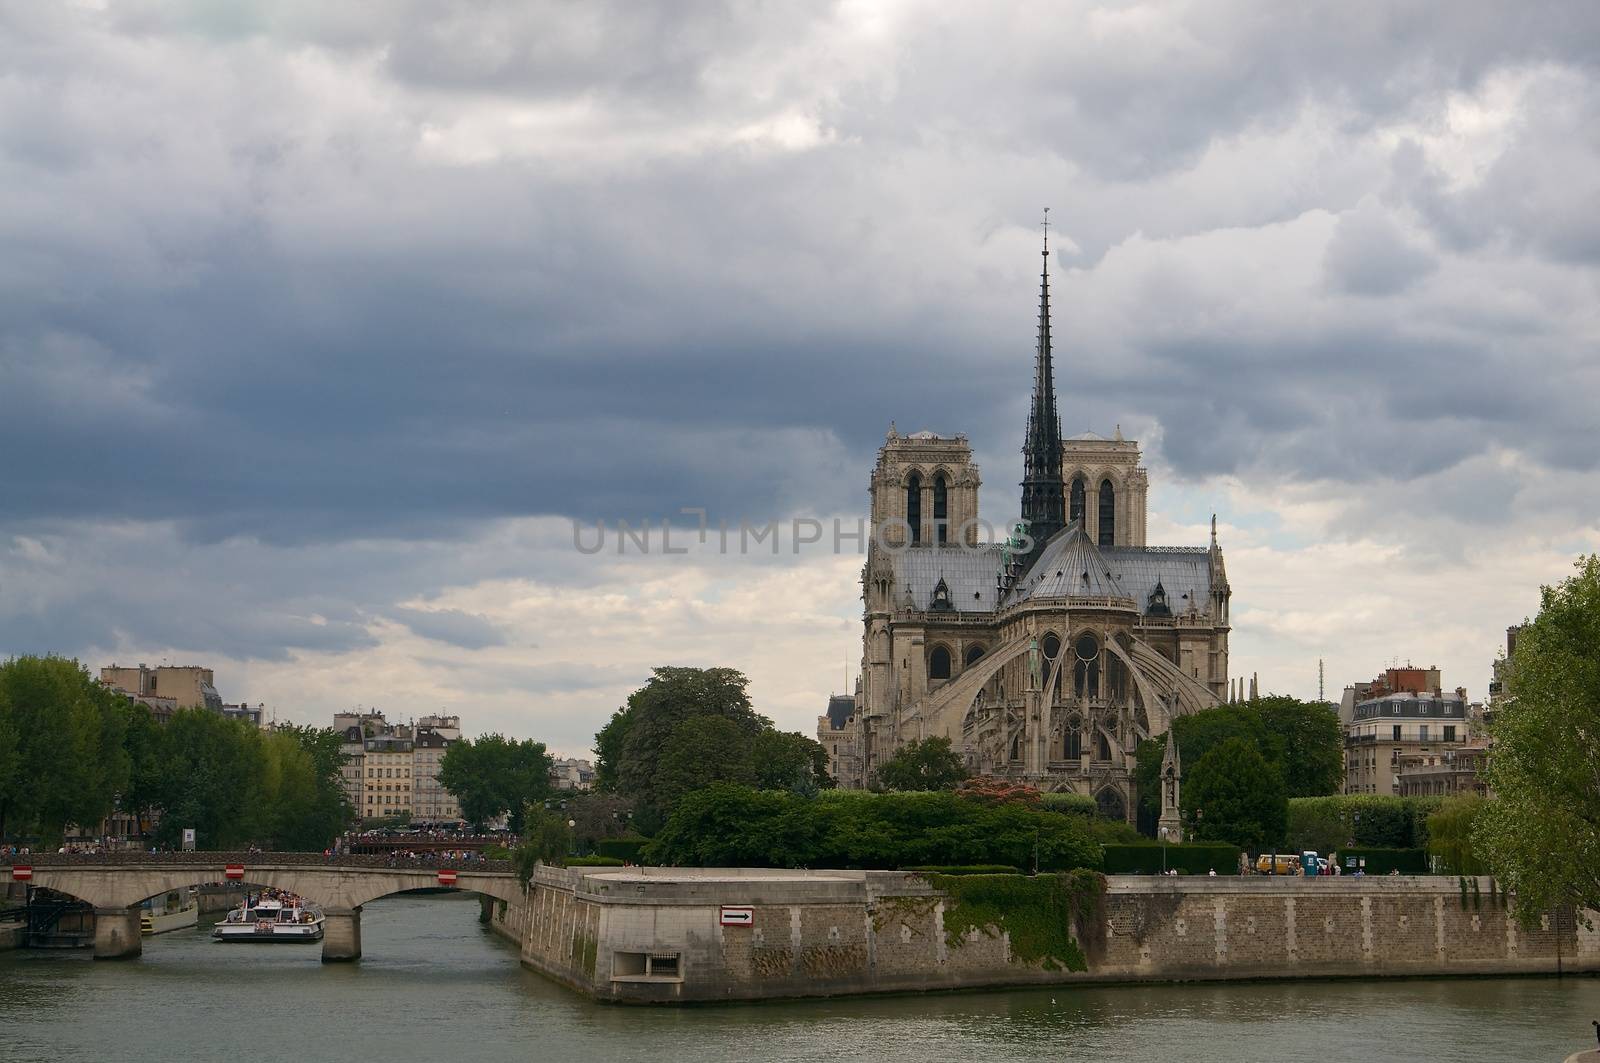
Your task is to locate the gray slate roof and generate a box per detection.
[1101,546,1212,613]
[891,544,1007,612]
[1006,523,1128,603]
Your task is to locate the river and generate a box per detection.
[1,893,1596,1062]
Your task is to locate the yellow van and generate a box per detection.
[1255,853,1300,875]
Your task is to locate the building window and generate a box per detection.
[1392,725,1402,741]
[933,473,949,544]
[965,644,986,666]
[1069,475,1086,526]
[1444,725,1456,742]
[906,472,923,544]
[1419,725,1429,741]
[1098,479,1115,547]
[928,646,952,681]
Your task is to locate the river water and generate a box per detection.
[2,893,1596,1062]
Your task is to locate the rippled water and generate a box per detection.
[1,893,1596,1063]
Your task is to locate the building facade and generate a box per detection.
[362,735,415,820]
[101,664,223,712]
[551,758,596,791]
[413,727,463,823]
[1344,690,1470,796]
[821,238,1232,820]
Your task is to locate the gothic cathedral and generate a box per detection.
[819,237,1231,822]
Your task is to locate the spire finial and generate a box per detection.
[1210,513,1218,548]
[1042,206,1050,257]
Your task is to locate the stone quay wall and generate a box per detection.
[509,868,1600,1004]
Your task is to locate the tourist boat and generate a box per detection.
[140,888,199,935]
[212,893,325,943]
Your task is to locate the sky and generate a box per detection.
[2,1,1598,757]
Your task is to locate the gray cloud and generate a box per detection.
[389,606,508,650]
[1,0,1599,693]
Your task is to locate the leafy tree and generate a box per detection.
[611,667,765,818]
[592,705,633,792]
[749,729,834,793]
[1427,794,1487,874]
[656,716,758,808]
[438,734,553,833]
[117,700,165,833]
[1184,738,1287,854]
[873,736,970,792]
[515,804,574,878]
[1477,555,1600,918]
[0,655,128,842]
[150,708,269,848]
[257,726,351,849]
[1255,696,1343,798]
[559,792,634,854]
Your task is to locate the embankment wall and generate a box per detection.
[508,868,1599,1004]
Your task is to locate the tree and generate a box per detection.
[150,708,269,848]
[0,655,128,842]
[748,729,833,793]
[872,736,970,792]
[1477,554,1600,918]
[1255,696,1343,798]
[1428,794,1487,875]
[656,716,758,809]
[438,734,553,832]
[1184,738,1287,854]
[1134,704,1278,828]
[609,667,766,820]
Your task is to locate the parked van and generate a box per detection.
[1255,853,1300,875]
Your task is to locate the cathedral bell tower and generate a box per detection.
[1020,219,1065,554]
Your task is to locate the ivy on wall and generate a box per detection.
[924,870,1105,972]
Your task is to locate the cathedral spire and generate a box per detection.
[1021,209,1065,550]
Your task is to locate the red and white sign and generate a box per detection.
[224,864,246,881]
[11,866,32,882]
[437,869,458,886]
[719,906,755,927]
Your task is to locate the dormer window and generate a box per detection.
[1147,580,1171,616]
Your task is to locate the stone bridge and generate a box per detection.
[1,852,524,963]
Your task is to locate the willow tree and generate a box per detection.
[1477,555,1600,917]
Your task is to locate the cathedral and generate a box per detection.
[818,236,1231,822]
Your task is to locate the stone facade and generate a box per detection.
[507,867,1598,1004]
[824,247,1231,816]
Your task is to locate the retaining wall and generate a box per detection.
[512,868,1599,1004]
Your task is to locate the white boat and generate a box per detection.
[211,893,325,943]
[141,888,199,935]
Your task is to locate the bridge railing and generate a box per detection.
[1,851,514,874]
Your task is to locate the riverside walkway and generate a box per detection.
[0,852,522,962]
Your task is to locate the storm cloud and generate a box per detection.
[2,1,1597,741]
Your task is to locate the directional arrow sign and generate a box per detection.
[719,906,754,927]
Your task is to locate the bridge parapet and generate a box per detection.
[2,851,514,873]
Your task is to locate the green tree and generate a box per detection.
[0,655,129,842]
[872,736,970,792]
[150,708,269,849]
[1255,696,1343,798]
[1477,555,1600,917]
[656,716,758,808]
[1428,794,1487,874]
[1185,738,1287,853]
[438,734,553,833]
[612,667,765,818]
[514,804,574,878]
[749,729,833,793]
[117,700,166,834]
[257,725,351,849]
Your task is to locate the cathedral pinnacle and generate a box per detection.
[1020,210,1065,552]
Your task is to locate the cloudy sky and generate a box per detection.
[3,1,1598,756]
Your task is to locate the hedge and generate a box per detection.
[905,865,1023,876]
[1333,847,1431,875]
[566,855,625,867]
[1102,843,1241,875]
[1286,796,1444,851]
[595,835,649,863]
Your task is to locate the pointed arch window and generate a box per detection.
[1098,479,1116,547]
[1069,475,1086,526]
[964,644,986,667]
[928,645,952,680]
[906,472,923,544]
[933,473,949,544]
[1065,719,1083,760]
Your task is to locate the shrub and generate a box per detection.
[1287,796,1442,851]
[595,835,649,864]
[1039,793,1097,816]
[904,865,1022,876]
[644,784,1103,871]
[1102,842,1241,875]
[566,855,625,867]
[1336,847,1430,874]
